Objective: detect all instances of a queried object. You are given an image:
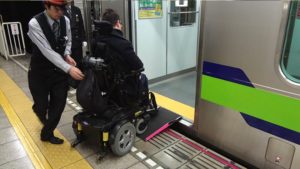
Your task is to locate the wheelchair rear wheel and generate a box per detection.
[110,122,136,156]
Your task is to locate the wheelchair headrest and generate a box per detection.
[94,20,113,35]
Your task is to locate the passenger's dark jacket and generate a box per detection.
[93,29,143,71]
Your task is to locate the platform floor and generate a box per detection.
[150,72,197,108]
[0,107,35,169]
[0,56,246,169]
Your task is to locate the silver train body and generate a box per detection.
[195,1,300,169]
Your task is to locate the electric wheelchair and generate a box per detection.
[71,21,158,159]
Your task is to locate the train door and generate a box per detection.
[133,0,201,80]
[132,1,201,122]
[167,0,200,74]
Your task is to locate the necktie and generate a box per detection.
[52,21,60,40]
[67,6,72,18]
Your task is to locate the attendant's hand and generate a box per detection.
[69,66,84,80]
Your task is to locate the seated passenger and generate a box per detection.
[92,8,148,107]
[94,8,143,71]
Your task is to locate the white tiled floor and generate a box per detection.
[0,108,34,169]
[0,156,34,169]
[0,127,18,145]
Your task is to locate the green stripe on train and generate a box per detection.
[201,75,300,133]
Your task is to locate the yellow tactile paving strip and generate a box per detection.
[153,92,195,121]
[0,69,92,169]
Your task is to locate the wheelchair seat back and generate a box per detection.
[77,21,149,117]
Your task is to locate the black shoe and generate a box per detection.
[41,136,64,144]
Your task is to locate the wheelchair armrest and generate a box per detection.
[131,68,145,74]
[83,56,107,70]
[122,68,145,79]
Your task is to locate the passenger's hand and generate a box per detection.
[65,55,77,66]
[69,66,84,80]
[82,41,87,47]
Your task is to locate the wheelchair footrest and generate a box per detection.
[138,107,182,141]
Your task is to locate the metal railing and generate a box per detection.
[0,15,8,60]
[0,19,26,60]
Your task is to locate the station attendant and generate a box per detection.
[27,0,84,144]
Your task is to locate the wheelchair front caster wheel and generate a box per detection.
[135,118,148,135]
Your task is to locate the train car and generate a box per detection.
[195,1,300,169]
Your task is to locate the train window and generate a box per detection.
[169,0,197,27]
[281,1,300,83]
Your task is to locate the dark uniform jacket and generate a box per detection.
[64,5,85,49]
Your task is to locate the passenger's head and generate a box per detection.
[44,0,66,20]
[102,9,122,31]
